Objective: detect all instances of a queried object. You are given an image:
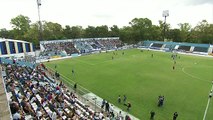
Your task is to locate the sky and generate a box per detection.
[0,0,213,30]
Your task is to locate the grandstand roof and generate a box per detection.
[144,40,211,48]
[0,38,31,43]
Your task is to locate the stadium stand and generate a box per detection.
[177,46,191,52]
[150,43,163,49]
[193,47,208,53]
[1,59,133,120]
[140,40,212,55]
[40,37,122,57]
[2,63,97,119]
[40,41,78,57]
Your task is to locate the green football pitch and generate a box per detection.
[45,49,213,120]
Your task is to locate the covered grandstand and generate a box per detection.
[39,37,122,57]
[139,40,213,55]
[0,38,35,57]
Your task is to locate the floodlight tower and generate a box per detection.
[162,10,169,41]
[37,0,43,42]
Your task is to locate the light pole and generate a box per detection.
[37,0,43,42]
[162,10,169,41]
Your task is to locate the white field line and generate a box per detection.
[46,65,140,120]
[181,67,210,83]
[203,84,213,120]
[46,65,92,94]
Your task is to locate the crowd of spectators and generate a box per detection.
[41,42,78,56]
[3,63,131,120]
[40,38,123,56]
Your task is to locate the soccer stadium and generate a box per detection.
[0,37,213,120]
[1,0,213,120]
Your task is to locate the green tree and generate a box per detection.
[84,26,97,38]
[0,28,10,38]
[42,21,63,40]
[129,18,153,42]
[109,25,120,37]
[24,22,40,45]
[10,15,31,40]
[150,25,161,40]
[95,25,109,37]
[120,26,134,43]
[192,20,213,44]
[70,26,84,39]
[178,23,191,42]
[63,25,72,39]
[167,29,182,42]
[158,20,170,41]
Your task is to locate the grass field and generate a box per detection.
[45,49,213,120]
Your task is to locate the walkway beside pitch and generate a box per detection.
[83,93,140,120]
[0,66,12,120]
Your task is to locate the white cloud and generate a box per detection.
[0,0,212,29]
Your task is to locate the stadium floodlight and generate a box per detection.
[162,10,169,18]
[37,0,43,41]
[162,10,169,41]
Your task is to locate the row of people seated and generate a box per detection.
[40,39,123,56]
[3,64,108,120]
[40,42,78,57]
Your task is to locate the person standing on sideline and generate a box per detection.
[72,69,75,75]
[150,110,155,120]
[209,90,212,98]
[101,99,106,109]
[173,112,178,120]
[127,102,131,111]
[118,95,121,103]
[74,83,77,92]
[123,95,127,103]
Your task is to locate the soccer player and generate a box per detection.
[150,111,155,120]
[173,112,178,120]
